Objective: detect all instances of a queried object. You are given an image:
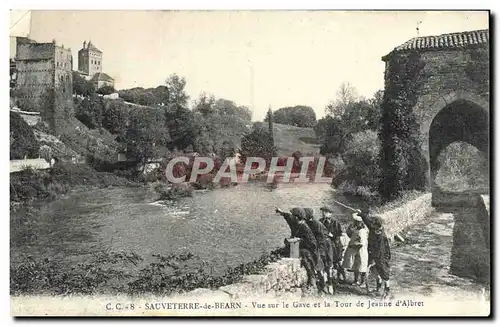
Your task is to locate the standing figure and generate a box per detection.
[358,210,392,297]
[319,206,346,282]
[275,206,299,238]
[294,208,323,289]
[342,213,369,286]
[304,207,333,293]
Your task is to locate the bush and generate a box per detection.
[97,85,116,96]
[11,248,283,296]
[333,130,381,195]
[267,106,316,127]
[10,112,40,160]
[10,163,133,204]
[11,251,142,296]
[154,183,193,200]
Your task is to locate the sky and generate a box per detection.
[10,10,489,121]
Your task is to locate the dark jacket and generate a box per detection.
[368,229,391,264]
[319,216,343,239]
[304,208,330,244]
[280,212,299,238]
[296,220,318,253]
[306,218,330,244]
[360,212,391,264]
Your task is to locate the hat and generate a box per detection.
[304,208,314,219]
[371,215,384,229]
[320,206,333,213]
[352,213,362,221]
[290,207,306,220]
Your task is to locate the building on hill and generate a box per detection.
[77,40,115,89]
[91,72,115,89]
[10,36,37,88]
[13,38,73,132]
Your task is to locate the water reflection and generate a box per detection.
[11,183,353,274]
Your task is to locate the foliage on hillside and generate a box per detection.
[266,105,317,128]
[272,123,320,157]
[10,112,40,160]
[72,74,252,167]
[317,84,384,202]
[10,163,135,205]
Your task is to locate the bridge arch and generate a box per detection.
[420,91,489,193]
[427,95,489,192]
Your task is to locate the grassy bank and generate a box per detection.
[10,248,283,296]
[10,163,138,209]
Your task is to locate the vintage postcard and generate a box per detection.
[9,9,491,317]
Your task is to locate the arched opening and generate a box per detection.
[429,99,489,195]
[428,99,490,283]
[435,142,489,192]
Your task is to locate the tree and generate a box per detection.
[325,82,358,117]
[215,99,252,121]
[75,88,105,129]
[163,103,197,151]
[10,112,40,160]
[268,105,316,127]
[166,74,189,108]
[378,52,426,201]
[72,71,94,96]
[102,100,129,135]
[266,107,274,144]
[340,130,381,189]
[125,108,171,167]
[96,85,116,96]
[317,89,383,157]
[193,92,217,116]
[240,125,277,163]
[152,85,169,105]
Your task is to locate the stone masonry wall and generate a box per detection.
[414,49,489,189]
[450,194,490,283]
[14,42,73,133]
[169,258,308,301]
[384,47,489,189]
[375,193,434,241]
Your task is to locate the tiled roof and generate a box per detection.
[91,72,114,82]
[384,29,489,59]
[87,41,102,53]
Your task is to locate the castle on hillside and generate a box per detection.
[12,37,73,132]
[77,40,115,89]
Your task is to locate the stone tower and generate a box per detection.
[77,40,102,78]
[14,38,73,132]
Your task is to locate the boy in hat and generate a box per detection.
[319,206,346,283]
[342,212,369,286]
[295,208,323,289]
[275,206,299,238]
[304,207,333,293]
[357,210,391,297]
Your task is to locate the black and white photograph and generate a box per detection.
[8,9,491,317]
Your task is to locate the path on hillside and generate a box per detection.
[300,212,487,300]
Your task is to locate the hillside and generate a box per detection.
[272,123,321,156]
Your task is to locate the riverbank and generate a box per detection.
[10,246,285,297]
[10,163,140,211]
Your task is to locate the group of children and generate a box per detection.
[275,205,391,298]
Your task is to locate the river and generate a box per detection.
[11,182,357,274]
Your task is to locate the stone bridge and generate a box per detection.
[381,29,490,283]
